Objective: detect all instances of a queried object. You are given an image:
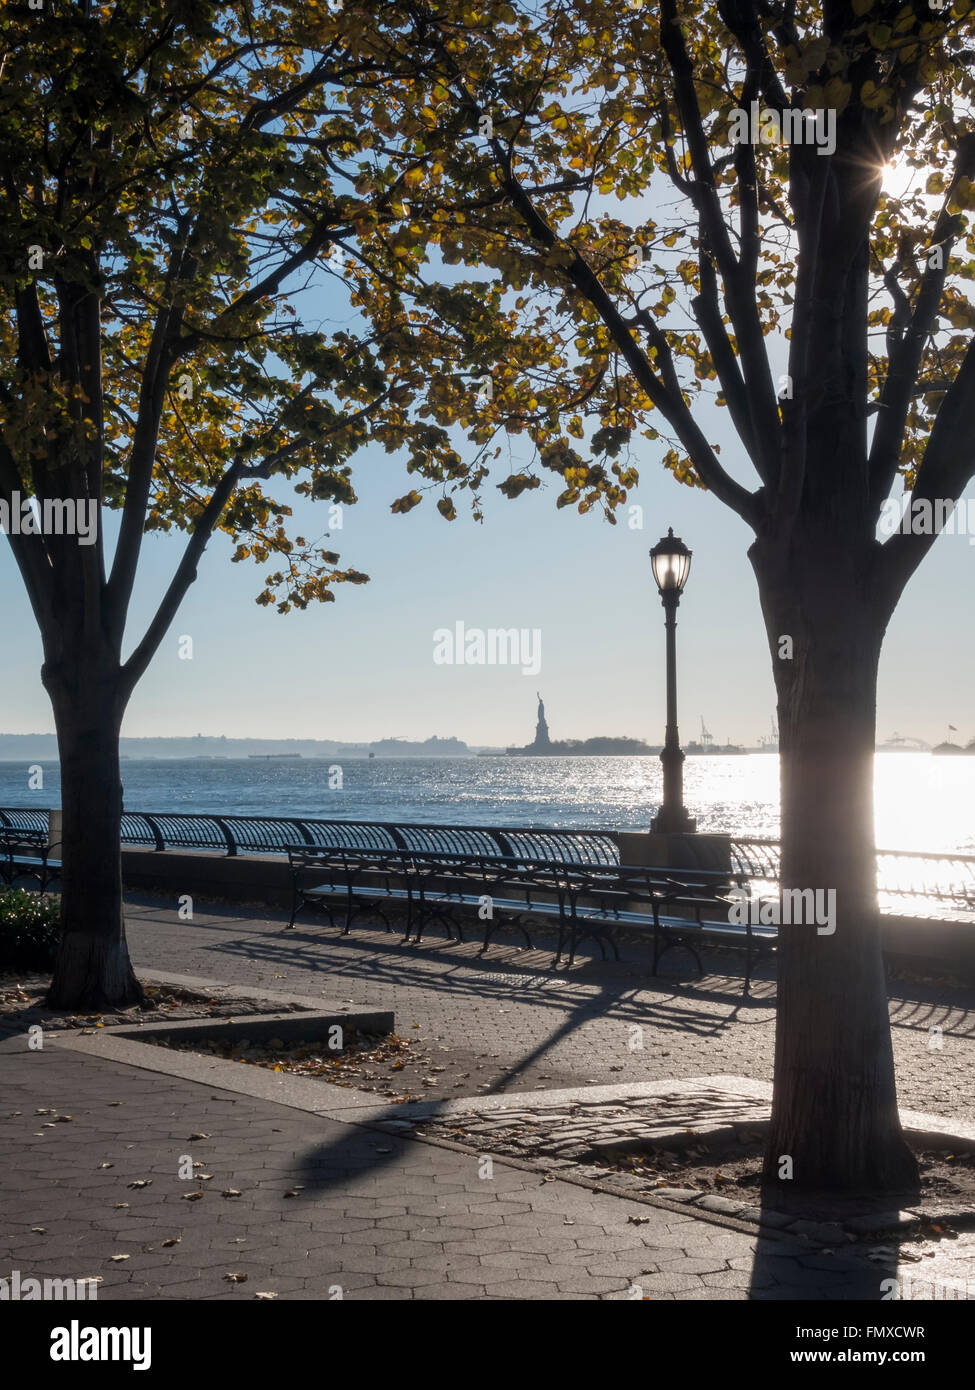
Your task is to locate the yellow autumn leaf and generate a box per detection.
[824,78,852,111]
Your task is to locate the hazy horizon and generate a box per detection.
[3,332,974,755]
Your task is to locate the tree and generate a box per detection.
[334,0,975,1191]
[0,0,523,1009]
[7,0,971,1193]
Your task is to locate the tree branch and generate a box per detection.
[119,459,244,696]
[659,0,781,487]
[868,136,975,510]
[876,335,975,606]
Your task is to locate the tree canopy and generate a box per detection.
[324,0,975,592]
[7,0,973,635]
[0,0,546,664]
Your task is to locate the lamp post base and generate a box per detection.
[620,830,730,872]
[650,809,697,834]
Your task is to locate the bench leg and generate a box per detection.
[514,916,533,949]
[401,891,415,942]
[285,889,301,931]
[372,901,393,934]
[652,933,704,979]
[481,915,533,953]
[567,925,579,967]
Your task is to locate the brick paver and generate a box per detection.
[0,1035,901,1301]
[1,893,972,1301]
[124,894,975,1117]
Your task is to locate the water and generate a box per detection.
[1,751,973,855]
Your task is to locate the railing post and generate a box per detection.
[213,816,237,856]
[143,813,165,852]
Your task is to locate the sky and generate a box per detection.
[1,424,973,749]
[1,132,973,750]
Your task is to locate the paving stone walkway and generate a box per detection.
[415,1084,772,1162]
[0,1034,916,1301]
[2,894,973,1301]
[123,894,975,1117]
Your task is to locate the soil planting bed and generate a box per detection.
[0,975,310,1038]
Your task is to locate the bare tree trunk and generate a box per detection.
[753,538,918,1194]
[44,666,143,1011]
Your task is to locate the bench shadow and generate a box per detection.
[121,891,971,1300]
[123,891,975,1048]
[129,900,779,1065]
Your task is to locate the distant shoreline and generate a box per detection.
[0,748,953,763]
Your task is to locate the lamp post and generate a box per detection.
[650,528,696,834]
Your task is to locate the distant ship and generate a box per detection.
[685,742,747,755]
[878,731,930,752]
[248,753,304,760]
[684,718,747,756]
[931,727,972,754]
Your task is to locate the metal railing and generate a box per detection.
[0,808,620,866]
[0,808,50,837]
[2,808,974,913]
[731,836,975,913]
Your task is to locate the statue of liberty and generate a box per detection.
[534,692,551,749]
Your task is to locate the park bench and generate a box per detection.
[286,845,772,990]
[286,846,565,946]
[402,850,568,948]
[286,847,412,935]
[556,861,773,990]
[0,827,61,894]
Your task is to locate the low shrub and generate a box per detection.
[0,889,61,971]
